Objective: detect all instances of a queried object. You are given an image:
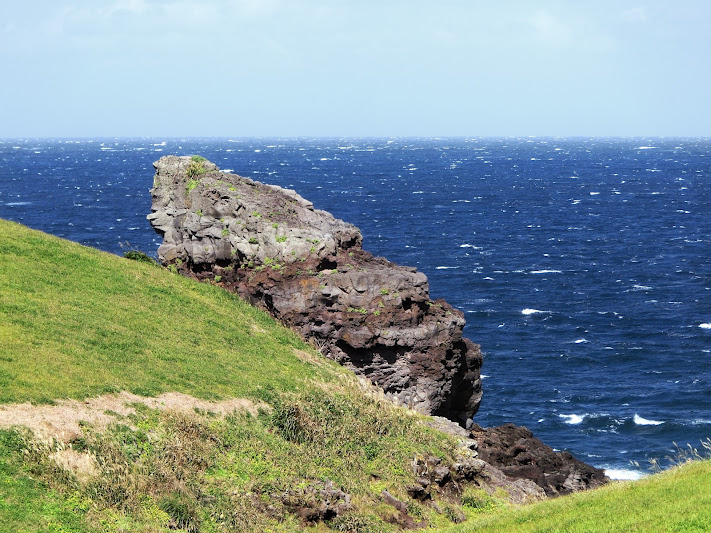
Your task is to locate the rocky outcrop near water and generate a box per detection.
[148,155,483,424]
[470,423,609,496]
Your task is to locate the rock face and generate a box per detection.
[148,156,483,424]
[470,423,609,496]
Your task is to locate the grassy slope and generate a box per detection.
[0,219,461,532]
[2,218,710,532]
[0,219,333,404]
[448,458,711,532]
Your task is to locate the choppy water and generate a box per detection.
[2,137,710,479]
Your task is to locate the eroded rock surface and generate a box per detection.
[148,156,483,424]
[470,423,609,496]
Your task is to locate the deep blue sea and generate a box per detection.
[2,137,710,479]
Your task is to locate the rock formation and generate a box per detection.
[147,155,608,501]
[470,423,608,497]
[148,156,483,424]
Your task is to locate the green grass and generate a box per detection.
[0,219,459,531]
[447,459,711,532]
[0,219,333,404]
[2,218,710,532]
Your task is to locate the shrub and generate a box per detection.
[123,250,158,266]
[186,161,206,179]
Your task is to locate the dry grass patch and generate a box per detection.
[0,391,265,443]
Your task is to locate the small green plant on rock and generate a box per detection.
[276,235,287,243]
[186,160,207,179]
[461,487,500,513]
[248,237,259,245]
[186,179,200,193]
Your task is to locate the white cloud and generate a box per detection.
[103,0,151,17]
[528,10,572,44]
[231,0,281,17]
[620,7,648,23]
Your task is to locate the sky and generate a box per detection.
[2,1,710,138]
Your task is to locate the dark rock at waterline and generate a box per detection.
[148,155,483,424]
[470,423,609,496]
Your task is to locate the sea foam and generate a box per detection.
[559,414,585,424]
[605,469,643,481]
[634,414,664,426]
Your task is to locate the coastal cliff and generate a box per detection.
[148,155,482,424]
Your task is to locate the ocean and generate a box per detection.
[1,137,709,480]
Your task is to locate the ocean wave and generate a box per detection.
[634,414,664,426]
[699,323,711,329]
[605,469,643,481]
[522,308,549,315]
[530,269,563,274]
[559,413,585,424]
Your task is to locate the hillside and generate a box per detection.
[0,218,481,531]
[1,218,710,532]
[446,457,711,532]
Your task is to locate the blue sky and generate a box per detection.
[2,1,710,137]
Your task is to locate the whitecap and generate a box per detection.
[220,169,234,173]
[699,323,711,329]
[574,338,588,344]
[559,414,585,424]
[530,269,562,274]
[590,191,600,195]
[412,191,425,194]
[459,244,483,249]
[5,201,32,206]
[436,266,459,270]
[634,414,664,426]
[522,308,548,315]
[635,146,656,150]
[605,469,642,481]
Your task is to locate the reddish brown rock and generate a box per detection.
[470,423,609,497]
[148,156,483,424]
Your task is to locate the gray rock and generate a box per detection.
[148,155,483,424]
